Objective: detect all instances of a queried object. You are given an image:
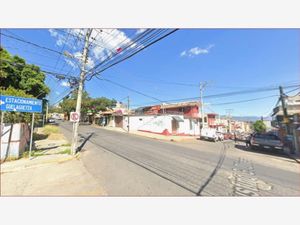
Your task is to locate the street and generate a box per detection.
[59,121,300,196]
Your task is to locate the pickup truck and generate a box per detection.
[250,133,284,151]
[200,128,219,142]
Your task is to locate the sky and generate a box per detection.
[1,28,299,117]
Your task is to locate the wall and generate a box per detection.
[1,123,30,160]
[177,118,200,135]
[127,115,201,136]
[128,115,172,134]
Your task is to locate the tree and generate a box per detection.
[1,48,50,123]
[253,120,266,133]
[58,90,116,123]
[59,90,91,120]
[0,48,50,99]
[88,97,117,124]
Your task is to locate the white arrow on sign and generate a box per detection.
[0,100,4,105]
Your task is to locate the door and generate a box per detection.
[172,119,178,134]
[115,116,123,128]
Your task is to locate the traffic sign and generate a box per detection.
[70,112,80,122]
[0,95,42,113]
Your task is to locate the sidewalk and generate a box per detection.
[94,125,198,142]
[1,154,106,196]
[0,125,106,196]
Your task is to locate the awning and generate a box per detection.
[172,116,184,122]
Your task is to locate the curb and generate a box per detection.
[287,153,300,164]
[93,125,197,143]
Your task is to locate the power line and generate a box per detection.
[89,29,169,74]
[209,94,279,106]
[1,32,63,55]
[87,29,178,80]
[3,45,60,60]
[96,77,163,103]
[129,84,300,107]
[86,29,155,77]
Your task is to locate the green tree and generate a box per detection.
[88,97,117,124]
[253,120,266,133]
[58,90,116,123]
[59,90,91,119]
[0,47,50,99]
[1,47,50,123]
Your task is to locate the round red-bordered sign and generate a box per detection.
[70,112,79,122]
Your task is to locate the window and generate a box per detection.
[204,117,207,123]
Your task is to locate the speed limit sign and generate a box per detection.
[70,112,80,122]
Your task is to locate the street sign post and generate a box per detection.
[70,112,80,122]
[0,95,42,159]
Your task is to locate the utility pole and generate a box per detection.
[226,109,233,133]
[199,82,207,138]
[127,96,130,132]
[279,86,290,134]
[71,29,93,155]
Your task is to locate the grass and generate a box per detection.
[22,148,71,158]
[43,125,59,135]
[61,143,71,147]
[58,148,71,155]
[33,133,49,141]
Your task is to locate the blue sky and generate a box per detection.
[1,29,299,117]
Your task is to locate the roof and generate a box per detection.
[161,101,200,109]
[134,101,200,111]
[172,116,184,122]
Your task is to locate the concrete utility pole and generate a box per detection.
[199,82,207,138]
[279,86,290,134]
[127,96,130,132]
[71,29,93,155]
[226,109,233,133]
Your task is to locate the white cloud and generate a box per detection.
[49,29,136,71]
[61,81,70,87]
[136,29,146,34]
[180,51,186,57]
[90,29,133,62]
[49,29,58,37]
[55,91,60,95]
[180,44,215,57]
[65,58,77,69]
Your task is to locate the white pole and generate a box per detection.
[71,29,92,155]
[29,113,35,159]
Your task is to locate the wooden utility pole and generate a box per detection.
[71,29,93,155]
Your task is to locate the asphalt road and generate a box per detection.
[59,121,300,196]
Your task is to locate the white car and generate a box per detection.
[216,132,224,141]
[201,128,219,142]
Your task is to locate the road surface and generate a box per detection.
[59,121,300,196]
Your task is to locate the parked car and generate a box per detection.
[250,133,284,151]
[47,118,55,124]
[201,128,219,142]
